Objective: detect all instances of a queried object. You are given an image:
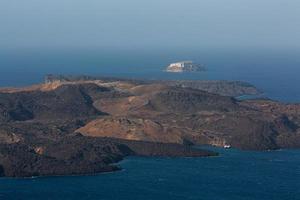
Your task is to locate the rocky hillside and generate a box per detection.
[44,74,262,97]
[0,76,299,177]
[0,84,106,122]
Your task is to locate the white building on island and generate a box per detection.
[166,61,205,72]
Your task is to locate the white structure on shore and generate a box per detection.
[166,61,205,72]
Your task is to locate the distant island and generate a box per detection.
[0,75,299,177]
[165,61,206,72]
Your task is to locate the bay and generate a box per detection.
[0,47,299,200]
[1,147,299,200]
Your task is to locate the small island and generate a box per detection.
[165,61,205,72]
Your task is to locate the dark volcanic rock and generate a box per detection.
[0,165,4,176]
[117,139,217,157]
[45,74,261,97]
[156,80,262,97]
[0,142,122,177]
[0,119,88,144]
[0,84,105,122]
[0,136,216,177]
[0,76,299,177]
[148,87,239,113]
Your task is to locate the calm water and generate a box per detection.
[0,48,299,199]
[0,48,300,102]
[1,147,300,200]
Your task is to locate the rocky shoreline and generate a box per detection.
[0,75,299,177]
[0,135,217,177]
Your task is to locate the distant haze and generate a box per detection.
[1,0,300,49]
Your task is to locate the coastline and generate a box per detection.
[0,75,299,178]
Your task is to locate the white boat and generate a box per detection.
[224,145,231,149]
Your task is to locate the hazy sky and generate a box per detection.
[1,0,300,49]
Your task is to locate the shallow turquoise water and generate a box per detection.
[1,147,300,200]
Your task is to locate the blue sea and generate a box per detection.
[0,47,299,102]
[1,147,300,200]
[0,47,299,199]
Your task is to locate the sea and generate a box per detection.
[0,47,299,200]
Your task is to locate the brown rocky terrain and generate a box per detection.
[0,75,299,177]
[0,135,214,177]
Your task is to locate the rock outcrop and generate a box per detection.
[0,76,299,177]
[165,61,205,72]
[0,136,216,177]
